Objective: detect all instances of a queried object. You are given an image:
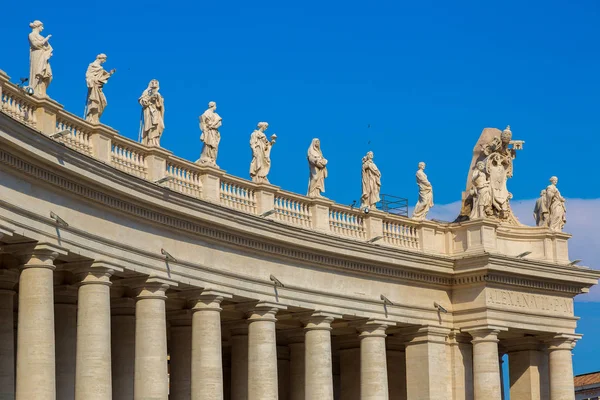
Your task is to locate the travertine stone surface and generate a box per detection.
[15,244,66,400]
[386,350,407,400]
[0,269,18,400]
[111,298,136,400]
[288,342,305,400]
[169,316,192,400]
[447,331,474,400]
[277,346,290,400]
[469,328,502,400]
[54,286,78,400]
[230,327,249,400]
[547,336,577,400]
[507,338,549,400]
[304,313,337,400]
[191,291,231,400]
[247,302,286,400]
[360,321,394,400]
[133,278,173,400]
[74,265,115,400]
[340,347,360,400]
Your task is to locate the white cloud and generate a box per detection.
[427,198,600,302]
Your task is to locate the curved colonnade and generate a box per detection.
[0,71,598,400]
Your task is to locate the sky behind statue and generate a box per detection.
[1,0,599,379]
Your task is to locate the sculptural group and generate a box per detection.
[23,22,569,232]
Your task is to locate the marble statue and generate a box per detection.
[198,102,222,168]
[249,122,277,184]
[469,161,492,219]
[28,21,53,97]
[533,189,548,227]
[457,125,524,224]
[85,54,116,124]
[361,151,381,209]
[307,138,328,198]
[139,80,165,147]
[546,176,566,232]
[412,162,433,220]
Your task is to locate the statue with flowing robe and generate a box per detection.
[198,101,222,168]
[546,176,566,232]
[28,21,53,97]
[249,122,276,183]
[469,161,492,219]
[361,151,381,209]
[533,189,548,227]
[139,79,165,147]
[412,162,434,220]
[85,54,116,124]
[307,138,328,197]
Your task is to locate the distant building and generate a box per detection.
[575,371,600,400]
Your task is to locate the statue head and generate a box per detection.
[208,101,216,110]
[418,161,426,170]
[540,189,546,196]
[501,125,512,144]
[96,54,108,64]
[312,138,321,148]
[29,21,43,31]
[257,122,269,132]
[367,151,374,159]
[149,79,159,90]
[550,176,558,185]
[476,161,485,171]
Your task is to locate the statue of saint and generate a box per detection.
[533,189,548,227]
[546,176,566,232]
[469,161,492,219]
[28,21,53,97]
[198,101,222,168]
[139,79,165,147]
[412,162,433,220]
[307,138,328,198]
[85,54,116,124]
[249,122,276,184]
[361,151,381,209]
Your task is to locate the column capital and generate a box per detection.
[191,289,233,312]
[0,268,19,291]
[503,336,545,353]
[400,325,451,345]
[358,319,396,338]
[303,311,342,332]
[545,333,581,351]
[247,301,287,323]
[123,275,178,300]
[71,260,123,286]
[16,242,68,269]
[463,325,507,344]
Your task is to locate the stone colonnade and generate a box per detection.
[0,243,579,400]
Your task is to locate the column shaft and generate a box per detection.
[111,308,136,400]
[305,315,335,400]
[230,331,248,400]
[360,328,389,400]
[548,338,576,400]
[0,290,16,400]
[134,282,170,400]
[508,345,549,400]
[288,343,305,400]
[470,329,502,400]
[16,247,61,400]
[247,303,285,400]
[191,293,228,400]
[75,269,113,400]
[170,324,192,400]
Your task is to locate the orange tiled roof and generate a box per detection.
[575,372,600,387]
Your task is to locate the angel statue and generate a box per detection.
[139,79,165,147]
[249,122,277,183]
[307,138,328,198]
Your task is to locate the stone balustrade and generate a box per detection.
[0,73,573,263]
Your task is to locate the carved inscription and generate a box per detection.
[487,289,573,314]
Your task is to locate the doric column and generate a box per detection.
[74,263,118,400]
[169,310,192,400]
[359,320,394,400]
[111,297,136,400]
[247,302,286,400]
[386,341,407,400]
[447,330,473,400]
[54,285,78,400]
[16,243,67,400]
[0,269,18,400]
[230,325,249,400]
[277,346,290,400]
[133,276,176,400]
[547,335,578,400]
[339,345,360,400]
[468,328,503,400]
[288,341,305,400]
[304,312,337,400]
[191,291,231,400]
[403,326,451,400]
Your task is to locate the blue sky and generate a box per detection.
[1,0,599,384]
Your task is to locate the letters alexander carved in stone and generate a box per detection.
[486,288,573,315]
